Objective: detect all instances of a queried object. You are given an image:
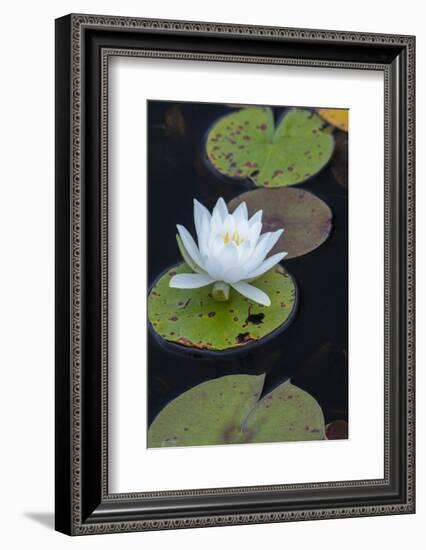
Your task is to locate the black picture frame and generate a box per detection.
[55,14,415,535]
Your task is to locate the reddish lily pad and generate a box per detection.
[228,188,333,259]
[148,374,325,448]
[148,262,297,352]
[325,420,348,440]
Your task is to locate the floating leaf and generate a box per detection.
[325,420,348,440]
[164,105,186,137]
[206,107,334,187]
[228,188,332,259]
[148,374,325,447]
[318,108,349,132]
[148,262,297,352]
[330,131,348,188]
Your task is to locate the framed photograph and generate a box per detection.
[55,14,415,535]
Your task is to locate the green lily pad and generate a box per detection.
[206,107,334,187]
[228,188,332,259]
[148,262,297,352]
[148,374,325,448]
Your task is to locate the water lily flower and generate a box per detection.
[169,198,287,306]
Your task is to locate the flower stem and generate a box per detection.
[212,282,230,302]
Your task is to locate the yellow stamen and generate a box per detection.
[223,230,243,245]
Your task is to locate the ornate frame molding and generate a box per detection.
[55,14,415,535]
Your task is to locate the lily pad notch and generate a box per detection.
[148,374,326,448]
[206,106,335,188]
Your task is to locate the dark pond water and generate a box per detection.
[147,100,348,431]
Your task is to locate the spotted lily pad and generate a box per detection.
[318,108,349,132]
[148,262,297,352]
[148,374,325,447]
[228,188,332,259]
[206,107,334,187]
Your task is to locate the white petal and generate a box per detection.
[176,224,204,269]
[169,273,214,289]
[204,256,223,280]
[211,203,224,232]
[249,209,263,227]
[245,229,284,272]
[218,241,239,272]
[223,266,246,284]
[256,232,271,245]
[243,233,272,272]
[262,229,284,254]
[231,282,271,307]
[208,233,225,258]
[197,212,210,258]
[194,199,211,247]
[232,202,248,224]
[176,234,206,274]
[236,218,249,240]
[213,197,228,222]
[222,214,236,236]
[245,252,288,280]
[236,239,252,263]
[247,221,262,247]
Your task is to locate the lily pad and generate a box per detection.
[325,420,348,440]
[228,188,333,259]
[148,374,325,448]
[148,262,297,352]
[318,108,349,132]
[164,105,186,138]
[206,107,334,187]
[330,131,348,188]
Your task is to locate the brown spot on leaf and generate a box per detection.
[236,332,254,344]
[245,312,265,326]
[176,337,194,347]
[221,425,238,444]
